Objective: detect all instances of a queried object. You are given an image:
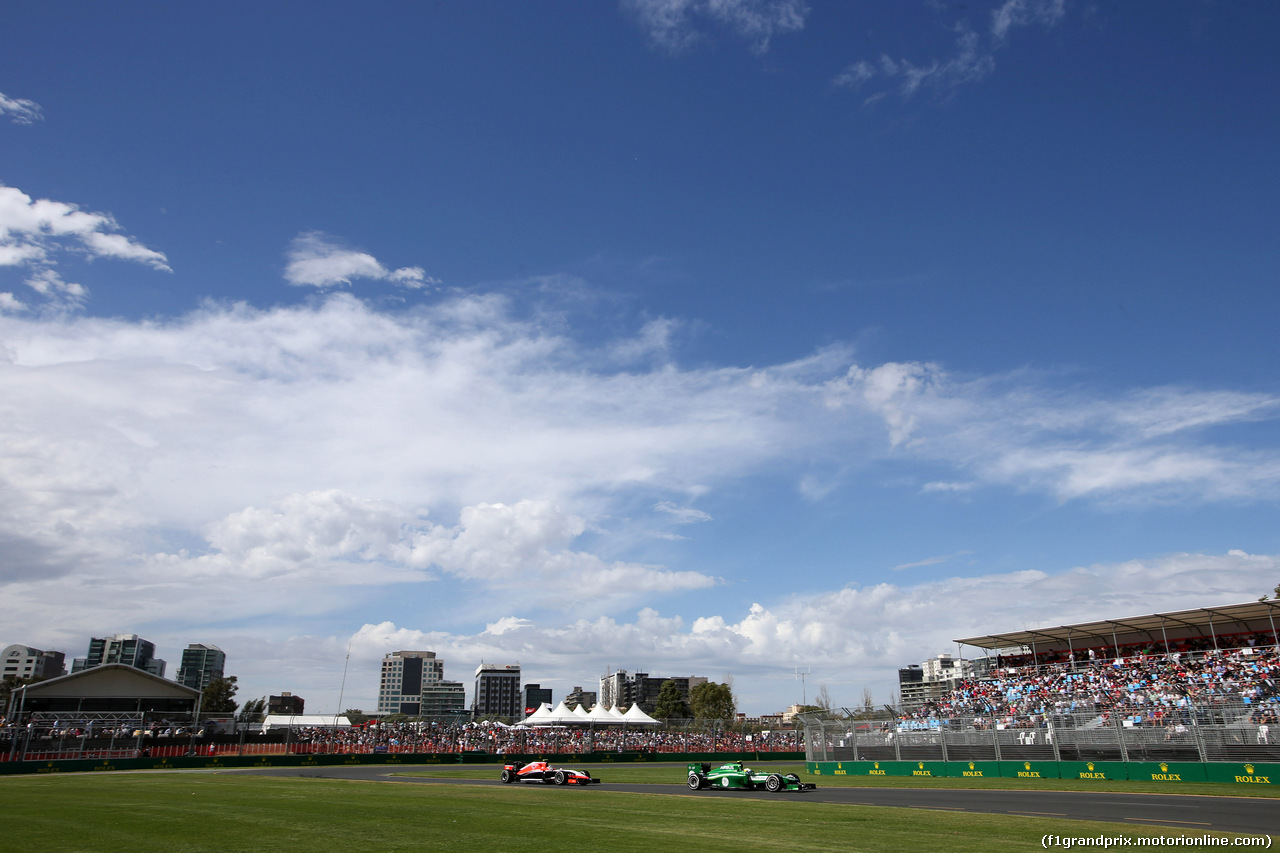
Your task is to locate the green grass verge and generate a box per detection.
[0,772,1255,853]
[398,760,1280,798]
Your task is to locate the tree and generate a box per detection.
[343,709,369,724]
[1,676,40,713]
[813,684,834,711]
[690,681,736,721]
[239,697,266,723]
[651,680,691,719]
[200,676,239,714]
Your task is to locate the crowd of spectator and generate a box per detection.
[905,633,1279,732]
[278,720,800,755]
[1,716,802,759]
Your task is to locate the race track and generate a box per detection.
[232,764,1280,836]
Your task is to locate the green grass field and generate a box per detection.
[0,767,1266,853]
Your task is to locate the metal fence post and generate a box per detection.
[1189,704,1208,763]
[1115,716,1129,763]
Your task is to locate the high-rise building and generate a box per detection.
[268,692,305,715]
[564,685,596,710]
[177,644,226,691]
[897,654,975,712]
[897,664,926,711]
[522,682,553,716]
[71,634,165,677]
[419,680,467,718]
[473,663,521,719]
[598,670,707,713]
[377,650,466,718]
[2,644,66,681]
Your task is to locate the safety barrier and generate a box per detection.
[807,759,1278,785]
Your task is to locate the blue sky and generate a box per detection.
[2,1,1278,715]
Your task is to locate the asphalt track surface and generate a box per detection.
[233,764,1279,837]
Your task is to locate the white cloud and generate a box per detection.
[403,499,719,606]
[823,361,1280,503]
[0,92,43,125]
[834,22,995,102]
[626,0,808,55]
[1,291,1278,712]
[922,480,973,493]
[22,269,87,312]
[607,317,680,365]
[834,0,1068,102]
[653,500,712,524]
[0,185,170,271]
[284,231,436,289]
[0,184,170,312]
[320,548,1273,713]
[992,0,1066,42]
[892,551,971,571]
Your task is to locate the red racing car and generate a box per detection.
[499,760,600,786]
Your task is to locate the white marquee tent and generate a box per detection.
[516,701,660,727]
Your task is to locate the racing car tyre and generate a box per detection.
[555,770,567,785]
[500,769,514,783]
[765,773,783,793]
[687,772,704,790]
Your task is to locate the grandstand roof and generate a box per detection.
[954,600,1280,652]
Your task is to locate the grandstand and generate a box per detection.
[805,601,1280,767]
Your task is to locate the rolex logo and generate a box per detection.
[1087,762,1095,771]
[1024,762,1031,770]
[1160,763,1168,772]
[1246,764,1255,775]
[968,762,975,770]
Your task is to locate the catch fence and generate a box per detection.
[803,703,1279,765]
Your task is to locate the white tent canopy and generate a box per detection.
[621,704,661,725]
[260,714,352,731]
[586,703,622,725]
[517,701,661,727]
[519,702,554,725]
[545,700,579,724]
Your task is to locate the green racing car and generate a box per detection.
[686,762,816,792]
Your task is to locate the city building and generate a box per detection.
[473,663,521,719]
[523,683,553,716]
[268,692,305,715]
[898,654,976,713]
[2,644,67,682]
[563,685,596,710]
[419,679,467,718]
[897,664,926,711]
[71,634,165,678]
[176,643,226,691]
[598,670,707,714]
[377,650,466,718]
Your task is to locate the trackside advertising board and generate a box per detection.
[809,760,1280,784]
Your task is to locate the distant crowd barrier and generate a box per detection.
[0,750,804,776]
